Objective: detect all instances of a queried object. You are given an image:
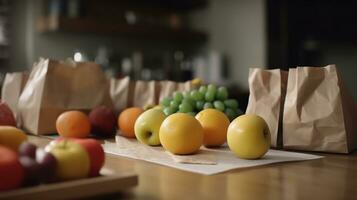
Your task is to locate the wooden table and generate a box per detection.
[29,136,357,200]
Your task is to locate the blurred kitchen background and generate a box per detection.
[0,0,356,108]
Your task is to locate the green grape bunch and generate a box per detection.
[160,84,243,121]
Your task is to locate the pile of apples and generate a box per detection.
[0,101,105,192]
[0,138,104,192]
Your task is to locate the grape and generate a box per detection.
[160,97,171,107]
[199,86,207,94]
[170,101,179,110]
[216,86,228,101]
[224,99,239,109]
[225,108,237,121]
[179,102,193,113]
[213,100,225,112]
[182,91,190,98]
[173,92,183,103]
[187,112,197,117]
[19,142,37,159]
[182,97,196,108]
[19,156,42,186]
[163,107,175,116]
[36,149,57,182]
[205,90,215,102]
[203,102,213,109]
[207,84,217,94]
[196,101,205,110]
[190,90,204,101]
[164,84,241,119]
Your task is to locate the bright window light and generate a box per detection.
[74,52,82,62]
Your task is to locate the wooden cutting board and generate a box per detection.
[0,172,137,200]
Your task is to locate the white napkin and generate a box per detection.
[103,136,323,175]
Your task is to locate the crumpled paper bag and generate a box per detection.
[283,65,357,153]
[246,68,288,148]
[17,58,113,134]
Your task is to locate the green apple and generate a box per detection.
[45,140,90,180]
[134,109,166,146]
[227,114,271,159]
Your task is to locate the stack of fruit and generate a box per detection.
[0,101,105,192]
[1,137,105,191]
[160,84,243,121]
[118,104,271,159]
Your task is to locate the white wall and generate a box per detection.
[190,0,266,89]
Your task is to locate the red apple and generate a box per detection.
[0,145,24,191]
[45,140,90,180]
[71,138,105,177]
[0,101,16,127]
[89,106,116,137]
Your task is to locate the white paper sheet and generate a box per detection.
[103,137,323,175]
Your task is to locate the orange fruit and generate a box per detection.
[195,108,230,147]
[159,113,203,155]
[56,111,91,138]
[118,107,144,138]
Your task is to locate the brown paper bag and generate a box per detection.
[17,58,113,135]
[177,81,193,92]
[245,68,288,148]
[158,80,177,102]
[283,65,357,153]
[1,72,29,123]
[110,76,130,113]
[133,80,157,108]
[109,79,197,110]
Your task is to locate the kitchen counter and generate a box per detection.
[29,135,357,200]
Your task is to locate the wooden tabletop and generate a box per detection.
[29,135,357,200]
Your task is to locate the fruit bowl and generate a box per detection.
[0,170,137,200]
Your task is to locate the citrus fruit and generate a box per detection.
[56,111,91,138]
[159,113,203,155]
[195,108,230,147]
[118,107,144,138]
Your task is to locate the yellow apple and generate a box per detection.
[134,109,166,146]
[159,113,203,155]
[0,126,28,151]
[227,114,271,159]
[45,140,90,180]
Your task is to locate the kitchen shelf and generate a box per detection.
[36,17,207,43]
